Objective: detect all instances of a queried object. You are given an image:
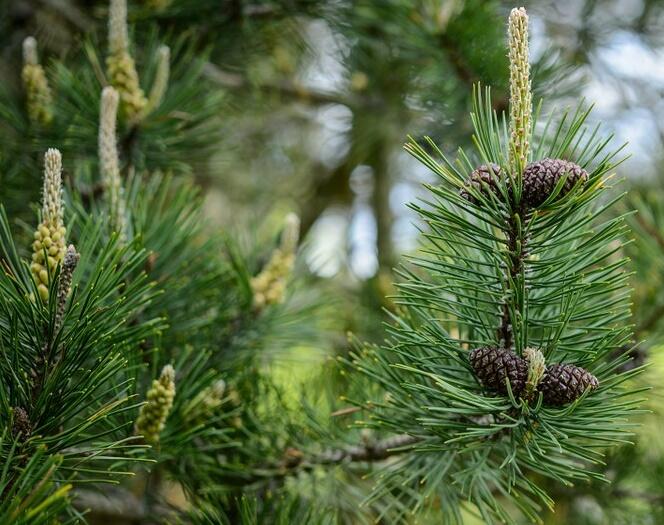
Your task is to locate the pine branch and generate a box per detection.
[37,0,94,32]
[499,209,528,350]
[349,8,637,521]
[225,433,421,488]
[73,487,178,523]
[612,489,664,505]
[202,62,375,109]
[308,433,420,465]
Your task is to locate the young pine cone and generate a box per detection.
[469,346,527,396]
[538,363,599,406]
[459,164,505,205]
[135,365,176,444]
[522,158,588,208]
[12,407,32,439]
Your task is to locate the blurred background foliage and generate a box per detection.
[2,0,664,523]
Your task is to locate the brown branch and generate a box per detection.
[65,172,104,205]
[311,433,420,465]
[330,406,362,417]
[228,433,421,488]
[438,33,508,114]
[298,159,355,239]
[37,0,94,32]
[438,33,477,88]
[202,62,377,109]
[612,488,664,504]
[69,434,420,522]
[499,211,525,349]
[73,487,178,523]
[242,4,281,18]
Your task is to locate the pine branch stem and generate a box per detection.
[224,433,421,489]
[612,488,664,504]
[263,434,421,479]
[73,487,177,523]
[312,433,420,464]
[499,207,528,351]
[67,435,420,522]
[202,62,378,109]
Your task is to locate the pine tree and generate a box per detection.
[0,2,650,524]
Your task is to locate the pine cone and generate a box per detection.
[538,363,598,406]
[469,346,528,396]
[12,407,32,439]
[460,164,504,205]
[522,158,588,208]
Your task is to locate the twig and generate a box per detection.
[73,487,178,523]
[225,433,421,488]
[330,406,362,417]
[202,62,377,109]
[69,434,420,522]
[439,33,508,114]
[499,208,527,349]
[312,433,420,464]
[37,0,94,32]
[613,488,664,504]
[64,169,105,205]
[243,4,281,17]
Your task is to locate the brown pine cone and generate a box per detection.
[469,346,528,396]
[460,164,505,205]
[539,363,599,406]
[12,406,32,439]
[522,158,588,208]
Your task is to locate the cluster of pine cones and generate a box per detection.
[469,346,598,406]
[460,158,588,208]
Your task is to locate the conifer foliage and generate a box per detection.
[0,2,647,524]
[0,0,318,522]
[350,7,642,523]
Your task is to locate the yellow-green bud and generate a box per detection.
[280,212,300,254]
[135,365,176,444]
[22,37,53,126]
[250,213,300,309]
[106,0,147,121]
[508,7,532,176]
[145,45,170,115]
[350,71,369,92]
[31,149,66,302]
[523,347,546,400]
[184,379,226,425]
[99,87,128,242]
